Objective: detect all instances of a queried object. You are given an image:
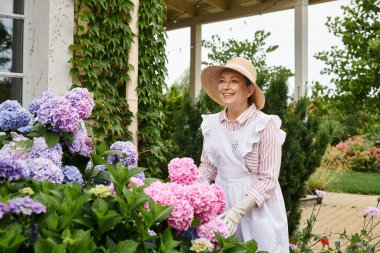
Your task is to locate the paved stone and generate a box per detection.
[300,192,380,250]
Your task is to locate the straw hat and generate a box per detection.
[201,57,265,110]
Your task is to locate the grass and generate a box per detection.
[326,170,380,195]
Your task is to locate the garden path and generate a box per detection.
[300,191,380,250]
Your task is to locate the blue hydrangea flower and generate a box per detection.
[62,165,84,185]
[4,197,46,215]
[182,227,199,240]
[0,157,29,180]
[0,100,22,112]
[107,141,138,167]
[0,107,31,131]
[26,158,64,184]
[65,88,94,119]
[0,111,12,130]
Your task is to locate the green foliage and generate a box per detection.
[276,97,331,236]
[70,0,134,146]
[0,20,11,68]
[137,0,169,178]
[314,0,380,112]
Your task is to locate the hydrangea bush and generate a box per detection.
[0,90,261,252]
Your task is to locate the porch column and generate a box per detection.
[190,23,202,100]
[24,0,74,105]
[294,0,308,101]
[126,0,139,147]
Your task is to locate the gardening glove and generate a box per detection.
[219,195,256,235]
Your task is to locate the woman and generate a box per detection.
[198,57,289,253]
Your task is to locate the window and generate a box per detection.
[0,0,24,103]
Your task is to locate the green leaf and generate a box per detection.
[0,223,27,252]
[159,228,180,252]
[62,132,75,144]
[44,130,60,147]
[115,240,139,253]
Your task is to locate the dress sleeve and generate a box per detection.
[198,148,218,184]
[246,119,282,207]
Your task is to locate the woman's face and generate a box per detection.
[217,69,253,109]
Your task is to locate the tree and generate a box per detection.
[315,0,380,112]
[0,21,12,68]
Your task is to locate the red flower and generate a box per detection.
[320,238,329,246]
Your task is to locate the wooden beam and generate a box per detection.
[166,0,195,17]
[166,0,336,30]
[166,0,286,30]
[203,0,229,10]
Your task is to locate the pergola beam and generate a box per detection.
[203,0,229,10]
[167,0,288,30]
[166,0,195,17]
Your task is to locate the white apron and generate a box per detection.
[201,112,289,253]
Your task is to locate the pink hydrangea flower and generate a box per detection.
[184,183,226,224]
[144,181,194,232]
[129,177,144,188]
[197,217,229,242]
[108,183,116,195]
[365,207,380,216]
[168,157,199,185]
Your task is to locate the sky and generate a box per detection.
[165,0,351,95]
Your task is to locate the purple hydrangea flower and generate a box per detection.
[37,96,80,132]
[0,157,29,180]
[0,100,22,112]
[66,130,94,157]
[62,165,84,185]
[5,197,46,215]
[134,172,145,181]
[107,141,138,167]
[21,137,62,167]
[26,158,64,184]
[29,91,55,115]
[65,88,94,119]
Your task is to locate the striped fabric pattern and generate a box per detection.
[199,104,282,207]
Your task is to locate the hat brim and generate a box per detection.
[201,65,265,110]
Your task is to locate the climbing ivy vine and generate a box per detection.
[137,0,168,177]
[70,0,135,145]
